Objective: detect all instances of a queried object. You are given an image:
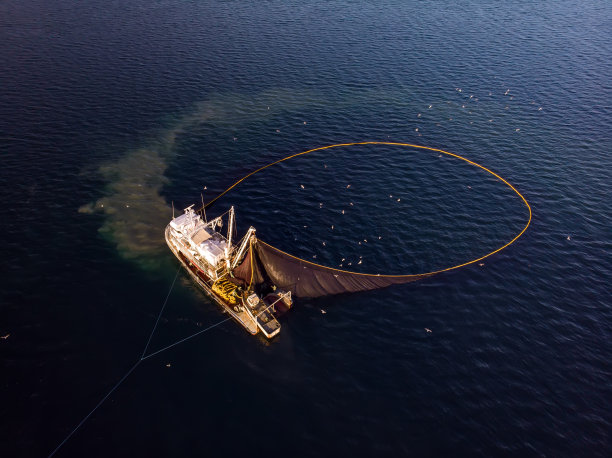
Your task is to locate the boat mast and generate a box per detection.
[225,206,235,271]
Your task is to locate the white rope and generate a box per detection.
[47,361,141,458]
[48,262,228,457]
[141,316,232,360]
[141,264,181,359]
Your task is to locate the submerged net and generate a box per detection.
[234,239,432,298]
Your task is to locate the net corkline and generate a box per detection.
[204,142,532,293]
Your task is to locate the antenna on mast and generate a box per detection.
[201,188,207,222]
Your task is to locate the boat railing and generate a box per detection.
[255,293,289,319]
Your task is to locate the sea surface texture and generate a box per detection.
[1,1,611,456]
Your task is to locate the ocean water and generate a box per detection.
[1,0,611,456]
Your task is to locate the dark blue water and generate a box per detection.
[2,1,611,456]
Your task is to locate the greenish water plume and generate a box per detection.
[79,89,323,267]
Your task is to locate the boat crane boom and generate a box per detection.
[232,227,256,270]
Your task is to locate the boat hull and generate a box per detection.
[165,225,258,335]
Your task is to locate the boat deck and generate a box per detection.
[256,310,280,336]
[244,294,281,338]
[233,309,258,334]
[166,226,259,335]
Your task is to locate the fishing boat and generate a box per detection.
[165,205,292,338]
[165,197,437,337]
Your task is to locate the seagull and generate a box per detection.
[303,121,307,124]
[347,184,351,188]
[1,334,10,340]
[417,113,421,117]
[378,236,382,240]
[538,107,543,111]
[567,235,571,240]
[504,89,510,95]
[300,184,305,189]
[166,363,171,367]
[321,309,327,314]
[425,328,432,333]
[415,128,419,132]
[313,255,317,259]
[397,198,401,202]
[515,128,520,132]
[349,202,354,206]
[331,225,334,230]
[322,242,326,246]
[341,210,345,214]
[341,258,345,262]
[363,239,367,243]
[428,105,432,109]
[358,259,362,264]
[479,263,485,266]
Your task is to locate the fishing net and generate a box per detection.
[234,239,432,298]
